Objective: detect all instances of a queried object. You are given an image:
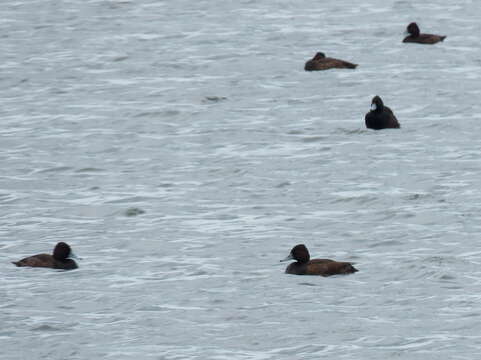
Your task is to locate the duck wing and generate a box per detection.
[12,254,52,267]
[309,258,335,264]
[305,57,357,71]
[383,106,400,128]
[403,34,446,44]
[306,259,358,276]
[420,34,446,44]
[327,57,358,69]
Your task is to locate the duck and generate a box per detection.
[304,52,357,71]
[281,244,358,276]
[403,22,446,44]
[365,95,400,130]
[12,242,78,270]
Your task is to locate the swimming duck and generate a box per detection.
[281,244,358,276]
[304,52,357,71]
[12,242,78,270]
[403,22,446,44]
[365,95,400,130]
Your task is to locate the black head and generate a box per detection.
[281,244,310,263]
[371,95,384,112]
[406,22,420,37]
[53,242,73,261]
[313,52,326,60]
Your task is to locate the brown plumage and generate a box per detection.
[403,22,446,44]
[281,244,358,276]
[12,242,78,270]
[304,52,357,71]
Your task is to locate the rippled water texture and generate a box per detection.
[2,0,481,359]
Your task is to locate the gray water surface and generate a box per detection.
[2,0,481,359]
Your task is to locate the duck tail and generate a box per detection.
[441,36,446,41]
[12,261,20,267]
[339,61,357,69]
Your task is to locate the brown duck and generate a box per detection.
[281,244,358,276]
[304,52,357,71]
[403,22,446,44]
[12,242,78,270]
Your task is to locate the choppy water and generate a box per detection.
[2,0,481,359]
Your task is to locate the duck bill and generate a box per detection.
[280,254,293,262]
[68,251,82,260]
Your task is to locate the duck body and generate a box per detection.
[285,258,358,276]
[282,244,358,276]
[304,52,357,71]
[403,34,446,44]
[365,95,400,130]
[13,254,78,270]
[12,242,78,270]
[403,22,446,44]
